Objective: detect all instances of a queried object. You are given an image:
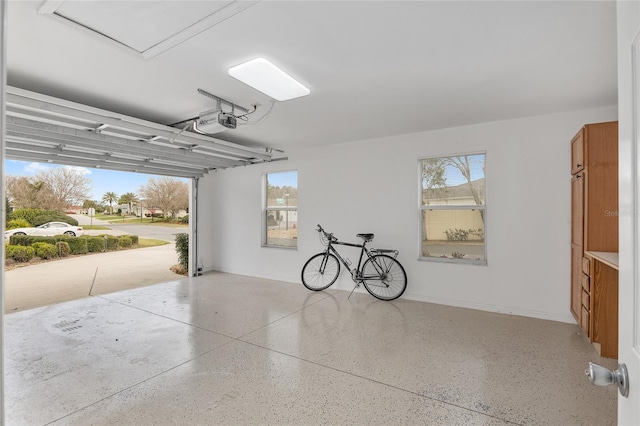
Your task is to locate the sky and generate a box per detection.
[4,160,186,202]
[266,170,297,188]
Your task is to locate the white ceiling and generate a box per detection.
[6,0,618,152]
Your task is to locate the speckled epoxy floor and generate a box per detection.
[5,272,618,425]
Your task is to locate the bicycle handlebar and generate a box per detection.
[316,224,337,242]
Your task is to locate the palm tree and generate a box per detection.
[118,192,139,216]
[102,191,118,215]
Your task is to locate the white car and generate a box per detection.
[5,222,84,239]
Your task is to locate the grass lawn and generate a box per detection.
[138,238,170,248]
[81,225,111,230]
[106,217,188,227]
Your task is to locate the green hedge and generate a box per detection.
[32,214,78,227]
[118,235,133,248]
[32,242,58,260]
[6,245,35,262]
[103,235,119,251]
[6,218,31,229]
[56,241,70,257]
[9,235,57,246]
[8,209,78,226]
[85,236,105,253]
[62,237,88,254]
[175,233,188,269]
[7,233,141,256]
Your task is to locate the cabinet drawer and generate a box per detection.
[581,290,590,309]
[582,257,590,275]
[581,306,590,336]
[581,273,590,292]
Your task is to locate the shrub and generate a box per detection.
[32,242,58,260]
[56,241,70,257]
[104,235,119,251]
[181,215,189,224]
[445,228,469,241]
[85,236,105,253]
[31,214,78,227]
[8,208,49,225]
[6,218,31,229]
[8,209,78,227]
[175,233,188,269]
[9,235,56,246]
[6,245,35,262]
[129,235,139,245]
[61,237,88,255]
[445,228,484,241]
[118,235,133,248]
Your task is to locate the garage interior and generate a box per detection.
[1,1,636,425]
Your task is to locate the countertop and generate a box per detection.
[585,251,619,270]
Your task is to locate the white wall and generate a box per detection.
[198,106,616,323]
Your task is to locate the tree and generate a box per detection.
[83,199,98,209]
[6,168,91,211]
[421,158,447,205]
[6,176,49,209]
[102,191,118,214]
[445,155,485,223]
[138,177,189,219]
[118,192,139,216]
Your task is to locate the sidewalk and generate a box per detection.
[4,244,182,314]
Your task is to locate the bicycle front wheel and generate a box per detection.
[301,252,341,291]
[361,255,407,300]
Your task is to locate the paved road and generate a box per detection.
[71,215,187,242]
[106,224,186,242]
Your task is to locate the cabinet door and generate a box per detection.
[571,129,585,174]
[571,173,584,246]
[571,243,583,321]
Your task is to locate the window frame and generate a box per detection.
[262,170,298,249]
[418,152,487,265]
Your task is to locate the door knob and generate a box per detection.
[585,362,629,398]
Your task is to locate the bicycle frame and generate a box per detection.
[320,235,394,283]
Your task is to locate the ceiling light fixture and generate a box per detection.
[228,58,310,101]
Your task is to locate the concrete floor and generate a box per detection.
[4,272,618,425]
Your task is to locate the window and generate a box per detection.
[420,153,486,264]
[264,171,298,248]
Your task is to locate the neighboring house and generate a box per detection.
[422,179,485,241]
[66,206,85,215]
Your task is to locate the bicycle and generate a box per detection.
[301,224,407,300]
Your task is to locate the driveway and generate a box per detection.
[4,244,181,314]
[5,214,184,313]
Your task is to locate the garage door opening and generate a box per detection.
[4,160,192,313]
[3,87,280,313]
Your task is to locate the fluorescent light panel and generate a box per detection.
[228,58,309,101]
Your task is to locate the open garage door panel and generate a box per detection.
[5,86,276,178]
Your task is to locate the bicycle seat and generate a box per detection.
[356,233,374,242]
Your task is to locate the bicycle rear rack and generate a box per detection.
[370,248,399,259]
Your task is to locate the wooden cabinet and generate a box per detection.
[571,130,585,174]
[570,121,618,357]
[584,252,619,358]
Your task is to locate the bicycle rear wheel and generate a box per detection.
[301,252,341,291]
[361,255,407,300]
